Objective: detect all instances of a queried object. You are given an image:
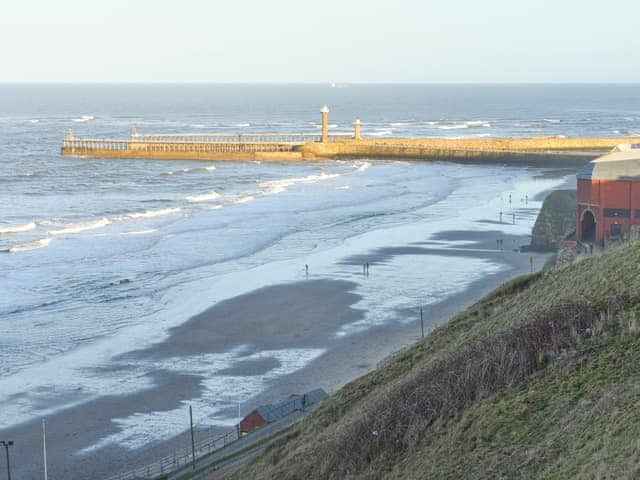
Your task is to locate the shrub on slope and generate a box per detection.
[221,242,640,480]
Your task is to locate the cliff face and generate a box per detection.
[219,240,640,480]
[530,189,577,251]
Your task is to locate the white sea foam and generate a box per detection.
[120,229,157,236]
[259,172,342,195]
[208,205,223,210]
[9,238,52,253]
[234,195,254,204]
[430,120,491,130]
[126,208,182,220]
[78,347,325,453]
[0,222,36,235]
[390,122,412,127]
[465,120,491,127]
[72,115,94,123]
[233,123,250,127]
[191,124,206,129]
[204,166,216,171]
[29,119,39,124]
[369,129,394,136]
[186,191,221,203]
[543,118,560,123]
[353,161,371,173]
[48,218,111,236]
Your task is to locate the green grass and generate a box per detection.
[177,424,297,480]
[216,241,640,480]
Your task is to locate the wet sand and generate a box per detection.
[0,224,549,480]
[0,280,366,479]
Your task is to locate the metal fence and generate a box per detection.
[104,426,239,480]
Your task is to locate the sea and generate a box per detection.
[0,84,639,456]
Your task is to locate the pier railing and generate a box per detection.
[63,139,130,151]
[104,426,239,480]
[62,138,297,154]
[61,132,354,156]
[133,132,353,144]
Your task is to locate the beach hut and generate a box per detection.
[239,388,328,435]
[577,144,640,246]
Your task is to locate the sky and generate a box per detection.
[1,0,639,83]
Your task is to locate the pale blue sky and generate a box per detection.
[1,0,639,83]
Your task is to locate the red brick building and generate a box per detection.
[577,144,640,245]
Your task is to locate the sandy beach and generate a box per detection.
[2,223,554,480]
[0,155,579,480]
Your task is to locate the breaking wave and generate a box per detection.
[353,161,371,173]
[369,129,394,137]
[9,238,52,253]
[72,115,94,123]
[465,120,492,127]
[49,218,111,236]
[186,191,221,203]
[0,222,36,235]
[259,172,342,195]
[233,195,254,204]
[120,229,157,236]
[126,208,182,219]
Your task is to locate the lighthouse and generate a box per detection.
[321,105,330,143]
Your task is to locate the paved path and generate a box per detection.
[168,410,307,480]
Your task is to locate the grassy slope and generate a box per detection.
[219,242,640,480]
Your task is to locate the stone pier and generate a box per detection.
[60,107,640,165]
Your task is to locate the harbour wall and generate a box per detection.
[61,136,640,165]
[62,147,305,162]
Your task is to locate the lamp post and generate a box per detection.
[0,441,13,480]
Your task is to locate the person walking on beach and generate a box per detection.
[499,211,503,223]
[366,263,370,276]
[509,194,512,204]
[512,213,516,225]
[305,264,309,276]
